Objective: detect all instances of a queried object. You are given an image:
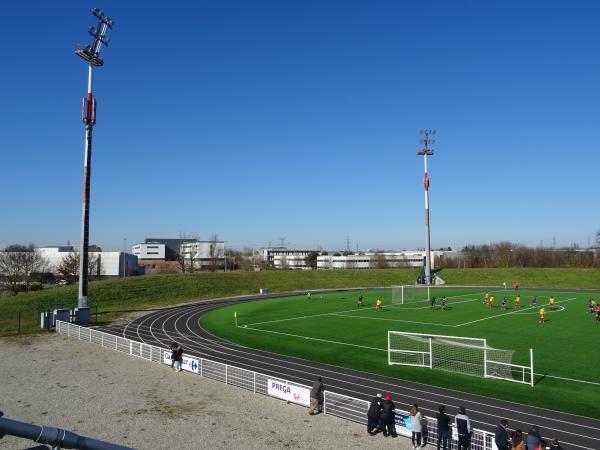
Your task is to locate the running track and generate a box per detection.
[97,293,600,449]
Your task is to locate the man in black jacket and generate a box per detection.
[494,419,510,450]
[380,395,397,437]
[436,405,451,450]
[309,377,324,415]
[455,406,472,450]
[367,393,382,435]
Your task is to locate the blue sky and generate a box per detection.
[1,1,599,251]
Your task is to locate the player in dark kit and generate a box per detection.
[501,297,508,310]
[357,295,364,307]
[431,296,436,310]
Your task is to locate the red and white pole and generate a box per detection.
[78,64,95,308]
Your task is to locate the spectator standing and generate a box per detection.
[526,425,543,450]
[309,376,324,415]
[494,419,510,450]
[455,406,472,450]
[436,405,450,450]
[380,395,397,437]
[511,429,525,450]
[409,403,423,448]
[367,393,382,435]
[549,438,564,450]
[170,342,183,372]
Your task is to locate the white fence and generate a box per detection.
[57,321,495,449]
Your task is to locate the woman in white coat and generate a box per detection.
[410,403,423,449]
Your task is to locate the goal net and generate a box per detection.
[388,331,534,386]
[391,285,433,304]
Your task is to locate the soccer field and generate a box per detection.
[200,286,600,418]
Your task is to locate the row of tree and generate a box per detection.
[440,240,600,269]
[0,245,103,295]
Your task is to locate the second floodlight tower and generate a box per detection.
[417,130,435,285]
[74,8,114,310]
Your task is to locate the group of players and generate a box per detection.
[484,289,556,324]
[587,299,600,321]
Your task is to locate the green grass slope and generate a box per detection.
[1,268,597,337]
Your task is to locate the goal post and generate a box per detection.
[388,331,534,386]
[391,285,430,304]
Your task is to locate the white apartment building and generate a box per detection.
[256,247,314,269]
[180,240,225,269]
[132,243,166,260]
[317,251,444,270]
[37,246,138,277]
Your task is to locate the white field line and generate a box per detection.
[456,297,578,327]
[330,313,457,327]
[394,296,483,310]
[247,289,498,326]
[240,325,386,352]
[541,374,600,386]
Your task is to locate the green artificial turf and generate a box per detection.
[201,286,600,418]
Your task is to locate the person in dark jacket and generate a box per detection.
[170,342,183,372]
[380,395,397,437]
[309,377,324,415]
[454,406,472,450]
[367,393,382,435]
[494,419,510,450]
[526,426,543,450]
[549,438,564,450]
[436,405,451,450]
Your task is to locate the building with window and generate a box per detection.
[36,246,137,277]
[256,247,315,269]
[180,240,226,270]
[317,251,444,270]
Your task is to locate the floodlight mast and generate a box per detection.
[74,8,114,309]
[417,130,435,285]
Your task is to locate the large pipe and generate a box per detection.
[0,416,134,450]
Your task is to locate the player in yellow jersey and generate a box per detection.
[484,291,489,306]
[488,296,495,309]
[549,296,556,311]
[375,298,382,312]
[539,307,545,324]
[514,295,521,309]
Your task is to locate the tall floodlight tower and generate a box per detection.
[75,8,114,310]
[417,129,435,285]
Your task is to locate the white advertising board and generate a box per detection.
[267,379,310,406]
[163,350,199,374]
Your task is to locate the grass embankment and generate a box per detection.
[1,268,598,336]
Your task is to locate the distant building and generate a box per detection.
[132,243,166,260]
[180,240,225,270]
[317,250,445,269]
[37,246,137,277]
[256,247,315,269]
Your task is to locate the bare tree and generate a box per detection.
[0,244,49,295]
[177,232,200,273]
[374,252,389,269]
[208,234,223,272]
[56,251,103,283]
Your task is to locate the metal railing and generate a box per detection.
[57,321,495,449]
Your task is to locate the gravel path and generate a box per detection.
[0,335,414,449]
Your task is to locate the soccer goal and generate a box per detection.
[391,285,431,304]
[388,331,534,386]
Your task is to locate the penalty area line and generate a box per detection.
[455,297,577,327]
[238,325,386,352]
[330,313,457,327]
